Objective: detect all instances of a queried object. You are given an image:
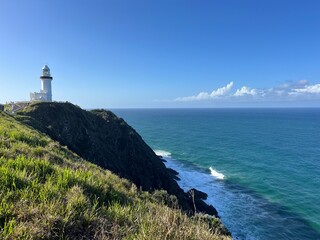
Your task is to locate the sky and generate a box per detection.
[1,0,320,108]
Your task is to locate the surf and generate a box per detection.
[154,149,172,158]
[209,166,225,180]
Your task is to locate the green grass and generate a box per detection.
[0,111,230,239]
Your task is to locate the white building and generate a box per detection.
[30,65,53,102]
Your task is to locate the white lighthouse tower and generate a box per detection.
[30,65,53,102]
[40,65,53,101]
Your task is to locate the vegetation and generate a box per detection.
[0,110,230,239]
[17,102,219,216]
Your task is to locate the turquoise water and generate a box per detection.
[113,108,320,240]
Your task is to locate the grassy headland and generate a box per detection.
[0,105,230,239]
[17,102,219,216]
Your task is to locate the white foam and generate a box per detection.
[209,166,225,180]
[154,149,172,157]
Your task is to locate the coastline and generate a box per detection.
[156,149,320,240]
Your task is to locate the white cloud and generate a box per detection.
[234,86,257,96]
[291,83,320,94]
[210,81,234,97]
[175,82,234,101]
[172,80,320,104]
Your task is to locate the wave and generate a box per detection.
[154,149,225,180]
[209,167,225,180]
[154,149,172,157]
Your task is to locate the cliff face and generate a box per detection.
[17,102,218,216]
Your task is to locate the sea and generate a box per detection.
[113,108,320,240]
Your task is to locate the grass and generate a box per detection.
[0,111,230,239]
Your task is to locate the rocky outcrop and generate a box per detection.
[17,102,218,216]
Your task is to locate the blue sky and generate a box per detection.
[1,0,320,108]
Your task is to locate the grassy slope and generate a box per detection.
[16,102,219,216]
[0,111,230,239]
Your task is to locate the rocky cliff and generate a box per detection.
[17,102,218,216]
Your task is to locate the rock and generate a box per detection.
[167,168,181,181]
[188,188,208,200]
[187,188,218,216]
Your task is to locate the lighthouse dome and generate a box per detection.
[42,65,50,70]
[42,65,51,76]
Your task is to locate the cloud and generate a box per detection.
[175,82,234,101]
[172,80,320,104]
[280,79,308,90]
[234,86,257,96]
[234,80,320,99]
[210,81,234,97]
[290,83,320,94]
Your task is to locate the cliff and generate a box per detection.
[16,102,218,217]
[0,110,230,239]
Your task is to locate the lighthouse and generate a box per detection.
[30,65,53,102]
[40,65,53,101]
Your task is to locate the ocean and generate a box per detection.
[113,108,320,240]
